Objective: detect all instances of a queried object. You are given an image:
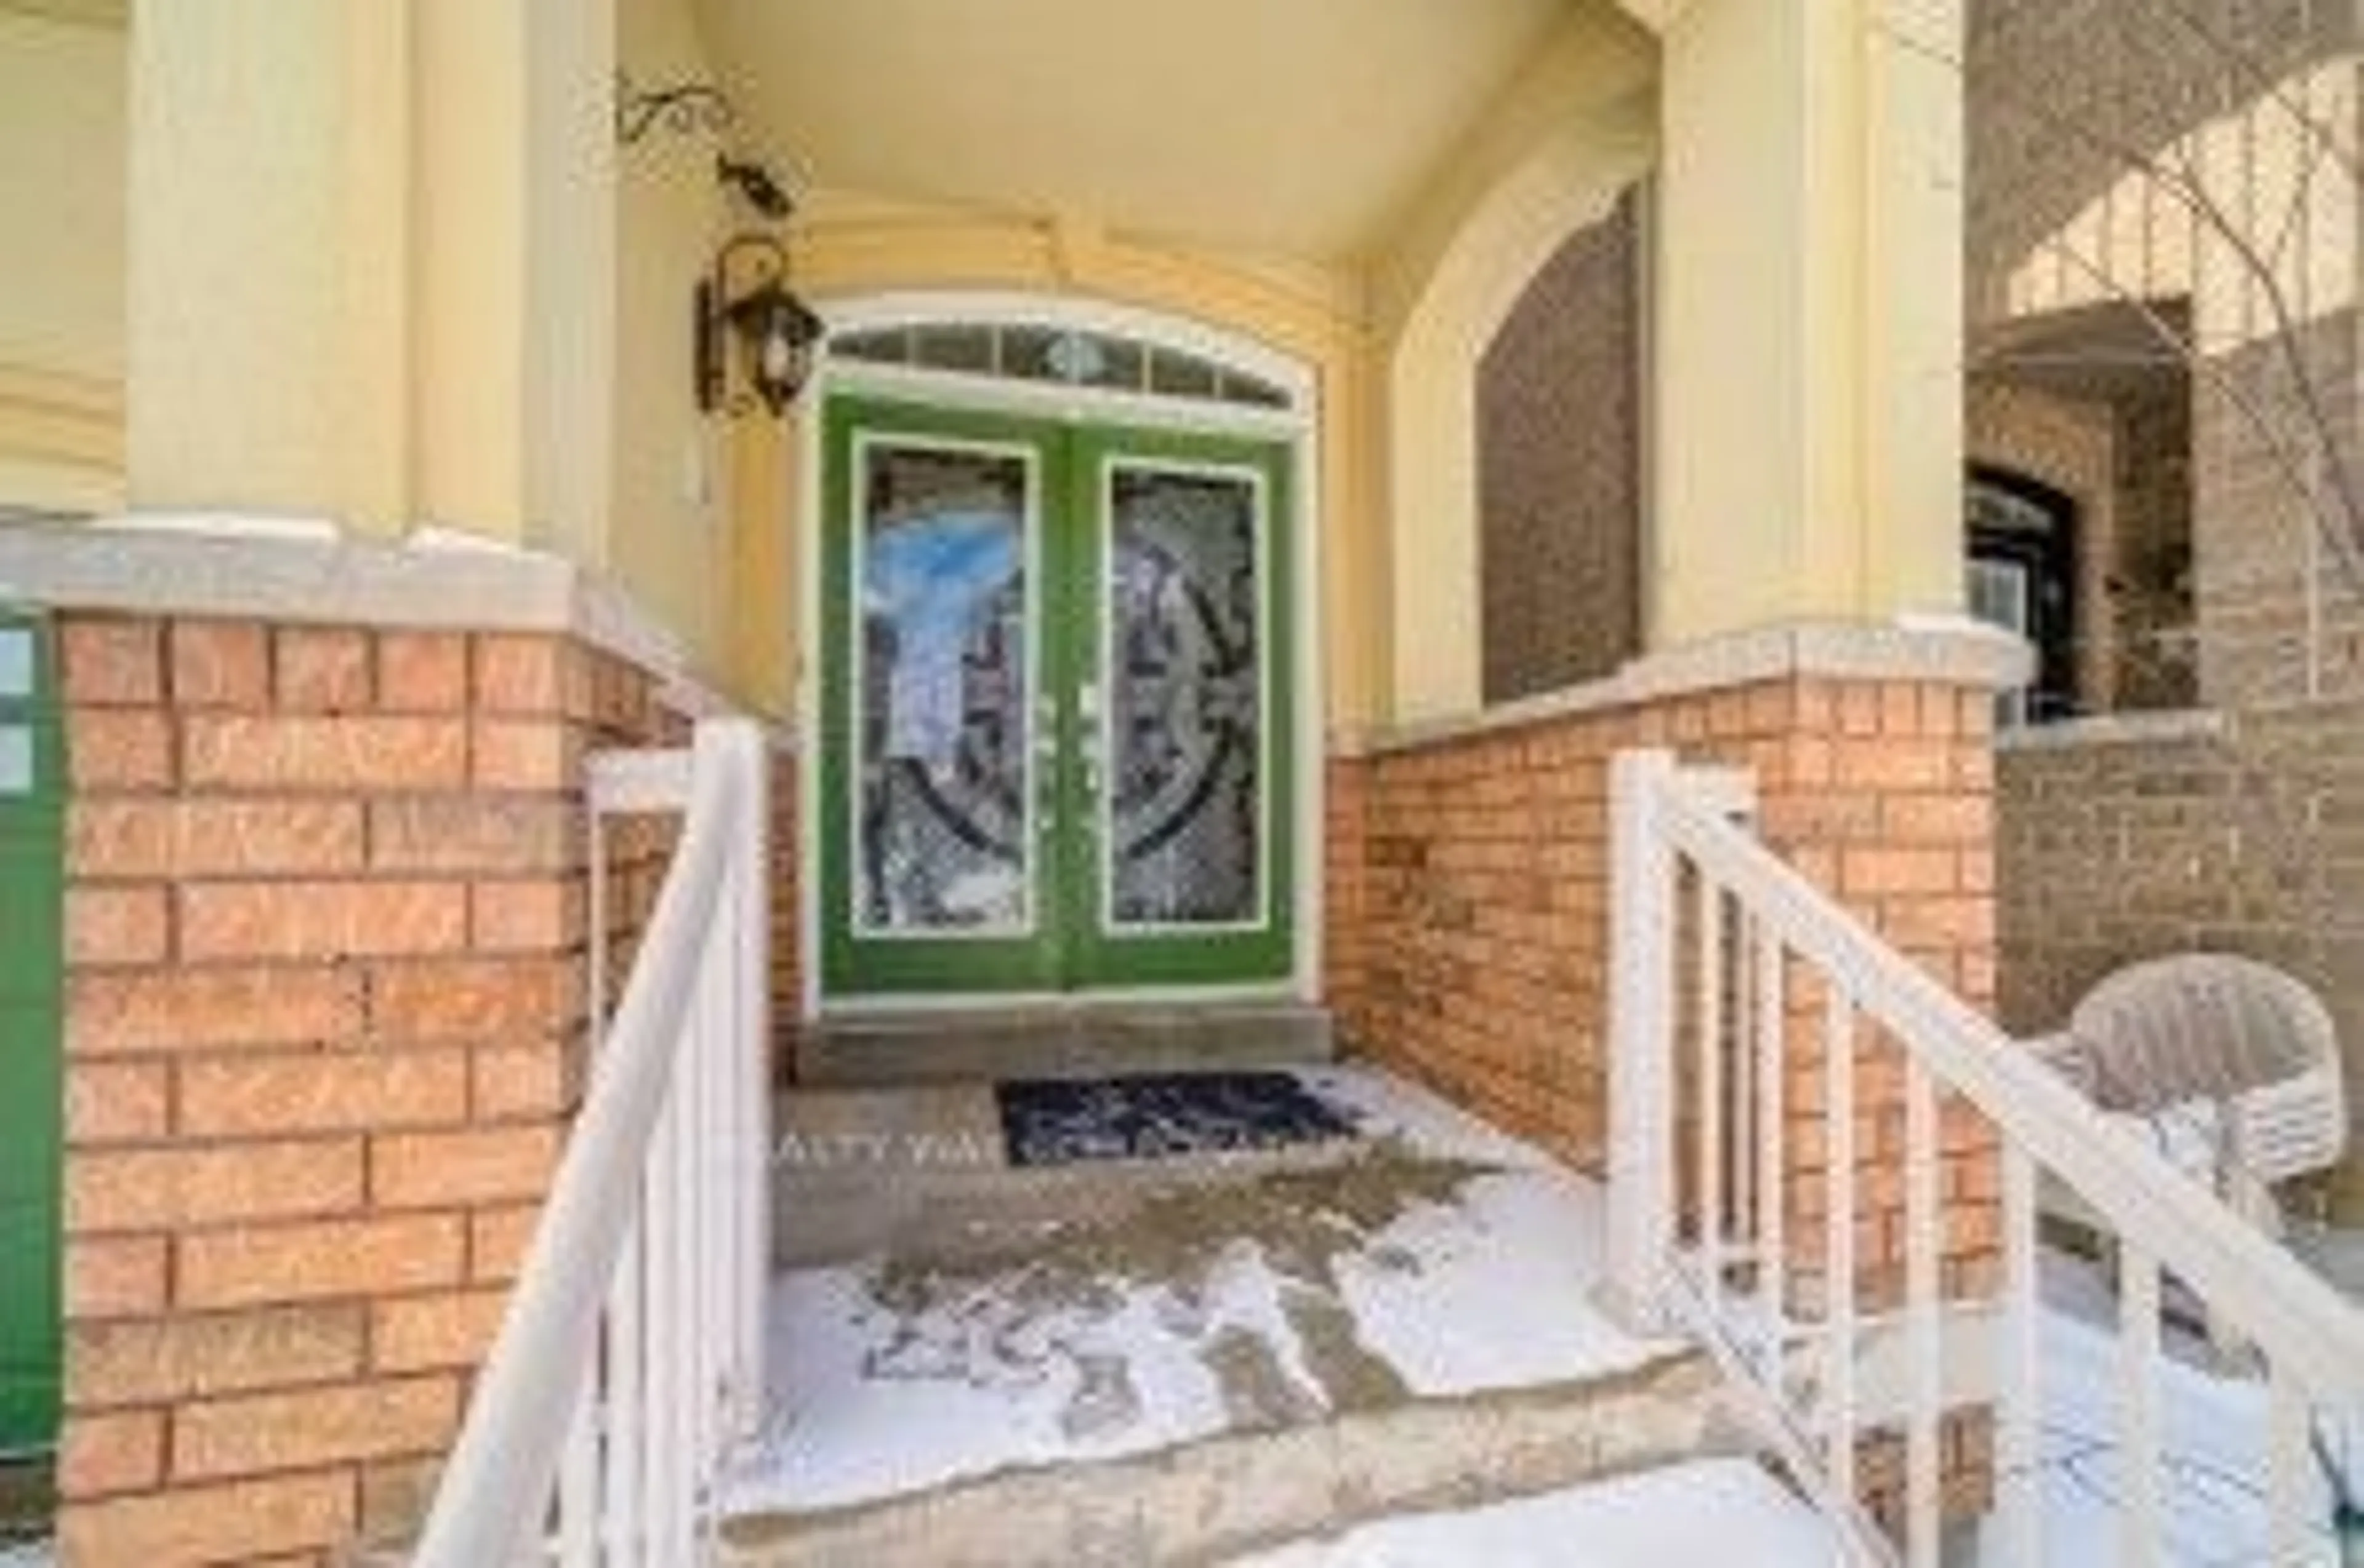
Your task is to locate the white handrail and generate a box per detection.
[1604,748,2364,1566]
[414,718,771,1567]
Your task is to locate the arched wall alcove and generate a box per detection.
[1376,60,1653,724]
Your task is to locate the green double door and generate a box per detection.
[0,610,61,1458]
[820,395,1295,997]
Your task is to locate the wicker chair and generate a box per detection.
[2034,954,2349,1241]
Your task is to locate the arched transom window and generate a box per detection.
[830,321,1294,412]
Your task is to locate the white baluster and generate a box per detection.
[2000,1144,2042,1567]
[691,946,721,1541]
[1904,1056,1941,1568]
[2118,1245,2162,1567]
[1825,988,1857,1489]
[1731,911,1755,1277]
[1755,928,1787,1389]
[714,903,737,1450]
[557,1371,598,1567]
[1698,874,1726,1308]
[738,752,773,1439]
[2265,1365,2311,1567]
[605,1215,645,1564]
[670,1040,699,1562]
[648,1090,689,1558]
[717,850,746,1445]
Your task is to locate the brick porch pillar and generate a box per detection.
[50,612,683,1563]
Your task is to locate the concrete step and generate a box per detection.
[715,1348,1741,1568]
[795,1002,1333,1087]
[736,1068,1745,1566]
[1214,1456,1841,1567]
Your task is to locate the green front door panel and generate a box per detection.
[0,610,62,1457]
[820,398,1074,994]
[1064,425,1293,989]
[821,395,1293,998]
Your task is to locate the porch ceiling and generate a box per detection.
[692,0,1631,262]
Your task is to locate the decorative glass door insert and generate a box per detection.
[854,440,1035,937]
[821,398,1292,997]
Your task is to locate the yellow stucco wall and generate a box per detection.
[0,10,121,384]
[1652,0,1810,640]
[608,0,735,686]
[521,0,617,569]
[125,0,360,518]
[119,0,550,539]
[411,0,529,543]
[1652,0,1965,645]
[727,416,795,718]
[0,8,123,513]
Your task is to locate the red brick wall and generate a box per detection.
[1321,757,1370,1055]
[1332,678,1996,1162]
[53,615,677,1566]
[1326,674,2006,1514]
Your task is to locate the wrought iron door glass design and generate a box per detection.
[1101,463,1267,930]
[853,438,1036,936]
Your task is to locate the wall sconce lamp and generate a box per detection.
[697,235,823,418]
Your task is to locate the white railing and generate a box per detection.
[1603,749,2364,1567]
[414,719,771,1567]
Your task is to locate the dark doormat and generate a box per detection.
[995,1071,1360,1168]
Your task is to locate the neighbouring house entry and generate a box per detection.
[819,393,1295,998]
[1966,466,2078,727]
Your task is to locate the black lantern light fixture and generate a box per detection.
[614,71,820,419]
[697,233,823,419]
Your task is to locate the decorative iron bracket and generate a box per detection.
[616,71,734,146]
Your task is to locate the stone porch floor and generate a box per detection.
[717,1064,1726,1563]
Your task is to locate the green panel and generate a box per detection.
[0,610,62,1458]
[1064,425,1295,989]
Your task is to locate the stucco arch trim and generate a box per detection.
[789,207,1364,367]
[1381,116,1653,724]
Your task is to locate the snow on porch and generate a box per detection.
[720,1066,1673,1515]
[1233,1457,1840,1567]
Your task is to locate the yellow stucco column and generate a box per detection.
[124,0,613,550]
[1650,0,1965,644]
[126,0,386,522]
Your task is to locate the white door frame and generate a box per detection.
[794,291,1325,1021]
